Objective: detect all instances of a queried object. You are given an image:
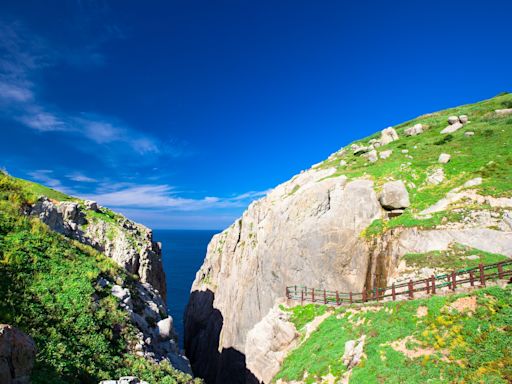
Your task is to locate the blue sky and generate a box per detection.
[1,1,511,229]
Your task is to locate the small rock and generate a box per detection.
[119,377,140,384]
[404,123,424,136]
[463,177,482,188]
[427,168,445,185]
[459,115,468,124]
[342,335,366,369]
[401,149,409,154]
[462,255,480,260]
[441,121,463,134]
[380,127,399,145]
[366,150,378,163]
[438,153,451,164]
[388,209,404,218]
[379,150,393,159]
[111,285,130,301]
[495,108,512,116]
[464,131,474,137]
[447,116,459,125]
[85,200,99,211]
[339,160,347,166]
[97,277,109,289]
[157,317,174,341]
[353,146,370,155]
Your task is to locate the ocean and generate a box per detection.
[153,229,220,348]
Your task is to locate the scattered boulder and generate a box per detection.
[495,108,512,116]
[438,153,451,164]
[366,150,378,163]
[401,149,409,154]
[459,115,468,124]
[464,131,474,137]
[379,181,410,210]
[339,160,347,167]
[463,177,482,188]
[353,145,370,155]
[0,324,36,384]
[156,317,174,341]
[447,116,459,125]
[441,121,463,134]
[426,168,445,185]
[379,150,393,159]
[85,200,99,211]
[404,123,424,136]
[111,285,130,302]
[380,127,399,145]
[342,335,366,369]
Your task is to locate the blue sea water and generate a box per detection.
[153,229,219,347]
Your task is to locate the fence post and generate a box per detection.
[392,283,396,301]
[479,263,486,286]
[349,291,353,304]
[469,271,474,287]
[285,286,289,299]
[408,280,414,299]
[324,289,327,305]
[336,291,340,306]
[431,275,436,294]
[426,279,430,294]
[362,290,367,303]
[294,285,297,296]
[301,290,304,305]
[312,288,315,303]
[451,271,456,291]
[498,262,504,279]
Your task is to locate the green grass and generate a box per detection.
[14,176,75,202]
[403,244,509,271]
[274,286,512,383]
[0,173,200,383]
[315,93,512,237]
[280,304,327,331]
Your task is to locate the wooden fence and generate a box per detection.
[285,260,512,306]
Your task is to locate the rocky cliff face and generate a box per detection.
[185,95,512,383]
[27,197,191,373]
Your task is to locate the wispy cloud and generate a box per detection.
[85,184,270,211]
[28,169,76,194]
[0,21,172,161]
[66,172,97,183]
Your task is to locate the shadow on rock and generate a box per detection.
[184,290,259,384]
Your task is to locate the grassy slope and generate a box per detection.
[275,286,512,383]
[0,173,199,384]
[316,92,512,236]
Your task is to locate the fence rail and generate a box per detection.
[285,260,512,306]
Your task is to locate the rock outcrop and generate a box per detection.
[185,168,382,383]
[0,324,36,384]
[29,197,166,299]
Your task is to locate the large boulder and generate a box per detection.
[441,122,463,134]
[0,324,36,384]
[380,127,399,145]
[438,153,451,164]
[404,123,424,136]
[379,181,410,210]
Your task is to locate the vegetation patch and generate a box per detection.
[274,286,512,383]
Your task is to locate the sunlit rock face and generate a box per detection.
[185,166,383,383]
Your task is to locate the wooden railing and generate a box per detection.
[285,260,512,306]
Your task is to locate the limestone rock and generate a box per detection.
[438,153,451,164]
[0,324,36,384]
[342,335,366,369]
[447,116,459,125]
[185,170,382,383]
[85,200,99,211]
[464,131,474,137]
[353,145,369,155]
[379,181,410,210]
[441,122,463,134]
[495,108,512,116]
[379,150,393,159]
[366,149,378,163]
[404,123,424,136]
[339,160,347,167]
[157,317,175,341]
[426,168,445,185]
[459,115,468,124]
[245,305,299,384]
[380,127,399,145]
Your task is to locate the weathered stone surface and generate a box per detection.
[157,317,174,341]
[99,377,149,384]
[495,108,512,116]
[0,324,36,384]
[245,305,299,384]
[441,121,463,134]
[342,335,366,369]
[438,153,451,164]
[379,150,393,159]
[366,149,378,163]
[185,169,382,383]
[459,115,468,124]
[380,127,399,145]
[85,200,99,211]
[447,116,459,125]
[426,168,445,185]
[404,123,424,136]
[379,181,410,210]
[464,131,474,137]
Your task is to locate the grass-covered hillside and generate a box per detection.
[275,285,512,383]
[0,173,198,384]
[316,92,512,236]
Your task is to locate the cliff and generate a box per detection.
[0,172,197,383]
[184,93,512,383]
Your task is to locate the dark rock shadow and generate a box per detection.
[184,289,259,384]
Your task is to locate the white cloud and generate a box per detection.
[85,184,269,211]
[28,169,75,194]
[66,172,97,183]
